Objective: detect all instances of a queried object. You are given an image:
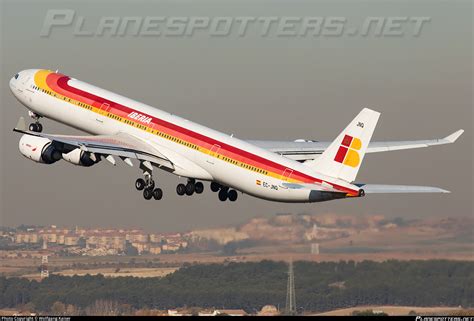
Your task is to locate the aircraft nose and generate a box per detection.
[9,72,20,91]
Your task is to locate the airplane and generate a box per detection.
[9,69,464,203]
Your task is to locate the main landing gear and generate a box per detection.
[135,173,163,200]
[176,179,204,196]
[28,111,43,132]
[210,182,238,202]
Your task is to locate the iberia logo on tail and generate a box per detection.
[334,135,361,168]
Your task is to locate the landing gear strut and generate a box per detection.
[28,111,43,132]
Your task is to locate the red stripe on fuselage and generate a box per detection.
[44,73,358,195]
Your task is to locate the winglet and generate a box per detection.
[15,117,26,131]
[444,129,464,143]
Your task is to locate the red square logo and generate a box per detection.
[334,146,348,163]
[341,135,353,147]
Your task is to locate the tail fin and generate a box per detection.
[310,108,380,182]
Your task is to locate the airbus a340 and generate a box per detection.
[10,69,463,202]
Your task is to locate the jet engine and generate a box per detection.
[18,134,62,164]
[62,148,100,167]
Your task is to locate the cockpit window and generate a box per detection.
[14,73,19,79]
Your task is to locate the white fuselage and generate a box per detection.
[10,69,360,203]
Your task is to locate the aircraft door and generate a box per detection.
[96,102,110,124]
[281,168,293,182]
[207,144,221,164]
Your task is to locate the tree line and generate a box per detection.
[0,260,472,313]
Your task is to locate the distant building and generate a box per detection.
[85,232,126,252]
[258,305,280,316]
[162,243,180,252]
[11,225,190,257]
[57,234,65,244]
[126,232,149,243]
[215,309,247,316]
[168,309,192,316]
[197,310,216,316]
[64,234,80,246]
[14,232,39,244]
[149,233,163,243]
[131,241,150,254]
[149,244,162,255]
[39,232,57,243]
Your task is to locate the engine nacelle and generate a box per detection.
[62,148,99,167]
[19,135,62,164]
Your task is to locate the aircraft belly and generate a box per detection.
[204,157,311,203]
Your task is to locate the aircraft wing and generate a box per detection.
[247,129,464,161]
[13,118,173,169]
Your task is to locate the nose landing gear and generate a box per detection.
[28,111,43,132]
[28,123,43,132]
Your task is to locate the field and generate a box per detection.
[1,247,472,281]
[21,267,177,280]
[312,306,467,316]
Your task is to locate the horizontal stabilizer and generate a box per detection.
[355,184,450,194]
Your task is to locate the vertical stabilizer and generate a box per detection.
[309,108,380,182]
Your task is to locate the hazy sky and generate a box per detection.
[1,0,472,232]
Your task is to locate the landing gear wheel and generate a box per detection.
[143,188,153,200]
[358,189,365,197]
[185,182,195,196]
[135,178,146,191]
[210,182,221,192]
[194,182,204,194]
[176,183,186,196]
[153,188,163,200]
[218,189,228,202]
[29,123,42,132]
[228,190,238,202]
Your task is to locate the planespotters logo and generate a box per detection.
[39,9,432,38]
[334,134,362,168]
[415,317,473,321]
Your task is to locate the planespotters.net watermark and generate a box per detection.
[40,9,431,38]
[415,317,474,321]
